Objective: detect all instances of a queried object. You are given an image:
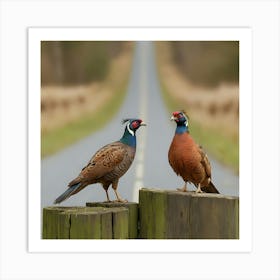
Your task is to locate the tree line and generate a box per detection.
[41,41,126,86]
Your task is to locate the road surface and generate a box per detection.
[41,42,239,208]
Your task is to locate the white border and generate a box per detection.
[28,27,252,253]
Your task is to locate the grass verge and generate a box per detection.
[41,83,128,158]
[160,82,239,174]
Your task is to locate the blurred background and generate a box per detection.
[41,41,239,206]
[41,41,133,156]
[156,41,239,173]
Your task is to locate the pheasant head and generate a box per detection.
[120,118,146,147]
[170,111,189,134]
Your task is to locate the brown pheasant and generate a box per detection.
[168,111,219,194]
[54,118,146,204]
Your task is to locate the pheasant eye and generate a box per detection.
[132,121,138,129]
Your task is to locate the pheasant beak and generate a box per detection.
[170,116,177,121]
[140,122,147,126]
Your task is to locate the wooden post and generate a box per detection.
[43,189,239,239]
[69,207,108,239]
[42,206,128,239]
[138,189,167,239]
[43,206,77,239]
[86,202,138,238]
[111,208,129,239]
[139,188,239,239]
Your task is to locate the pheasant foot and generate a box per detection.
[176,182,187,192]
[113,198,128,203]
[195,184,204,193]
[113,189,128,203]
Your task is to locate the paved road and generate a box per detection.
[41,42,239,208]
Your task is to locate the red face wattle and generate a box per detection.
[172,111,181,122]
[132,121,139,129]
[131,119,144,129]
[171,111,188,124]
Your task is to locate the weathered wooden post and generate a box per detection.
[43,206,77,239]
[139,188,239,239]
[86,202,139,238]
[42,206,129,239]
[43,188,239,239]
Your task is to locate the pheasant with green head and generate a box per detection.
[54,118,146,204]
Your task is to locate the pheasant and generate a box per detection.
[54,118,146,204]
[168,111,219,194]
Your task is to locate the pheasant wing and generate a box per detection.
[197,144,211,178]
[68,142,126,186]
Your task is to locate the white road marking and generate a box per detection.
[135,163,144,179]
[132,42,149,202]
[132,179,144,202]
[137,148,145,161]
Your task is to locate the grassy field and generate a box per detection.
[160,82,239,174]
[41,83,128,157]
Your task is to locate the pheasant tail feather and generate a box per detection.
[204,181,219,194]
[54,183,81,204]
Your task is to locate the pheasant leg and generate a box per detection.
[113,189,128,203]
[104,189,111,202]
[112,181,128,203]
[177,182,187,192]
[196,183,204,193]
